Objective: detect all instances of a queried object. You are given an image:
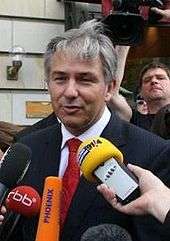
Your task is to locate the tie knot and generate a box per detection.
[67,138,82,153]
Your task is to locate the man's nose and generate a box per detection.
[150,76,159,85]
[64,80,78,98]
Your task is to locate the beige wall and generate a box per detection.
[0,0,64,124]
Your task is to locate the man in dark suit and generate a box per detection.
[2,19,170,241]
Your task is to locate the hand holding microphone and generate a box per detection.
[78,137,139,204]
[0,185,41,241]
[0,186,41,241]
[98,164,170,223]
[0,185,41,225]
[5,185,41,217]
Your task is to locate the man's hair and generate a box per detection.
[44,20,117,84]
[138,62,170,90]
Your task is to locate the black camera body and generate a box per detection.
[102,0,164,46]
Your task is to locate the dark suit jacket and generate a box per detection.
[11,112,170,241]
[162,210,170,241]
[14,112,57,141]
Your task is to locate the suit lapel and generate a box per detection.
[44,123,62,177]
[101,111,127,148]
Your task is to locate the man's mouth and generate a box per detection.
[151,87,162,91]
[63,105,81,113]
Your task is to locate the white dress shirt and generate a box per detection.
[58,106,111,177]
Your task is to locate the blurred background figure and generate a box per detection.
[0,149,3,159]
[0,121,24,153]
[80,224,132,241]
[131,62,170,131]
[151,103,170,139]
[136,95,148,115]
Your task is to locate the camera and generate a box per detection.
[102,0,164,46]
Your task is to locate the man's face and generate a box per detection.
[48,52,115,135]
[140,68,170,102]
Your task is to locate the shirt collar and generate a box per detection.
[61,106,111,149]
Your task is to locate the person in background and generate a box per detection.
[0,121,24,153]
[108,53,170,130]
[0,19,170,241]
[97,164,170,240]
[131,62,170,131]
[151,103,170,139]
[131,6,170,131]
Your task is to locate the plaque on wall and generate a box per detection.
[26,101,52,118]
[12,92,51,125]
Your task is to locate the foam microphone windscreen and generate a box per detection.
[78,137,123,182]
[0,143,31,188]
[5,186,41,217]
[80,224,132,241]
[78,137,139,204]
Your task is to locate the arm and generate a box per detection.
[97,164,170,223]
[108,46,132,121]
[151,7,170,21]
[115,45,130,85]
[108,94,132,121]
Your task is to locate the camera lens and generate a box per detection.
[102,13,145,45]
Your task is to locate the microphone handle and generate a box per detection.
[35,176,62,241]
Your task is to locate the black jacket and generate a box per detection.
[14,112,57,141]
[7,112,170,241]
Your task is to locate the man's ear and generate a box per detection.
[105,80,116,102]
[46,81,51,94]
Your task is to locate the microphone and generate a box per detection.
[35,176,62,241]
[78,137,139,204]
[0,186,41,241]
[0,143,31,205]
[5,185,41,217]
[80,224,132,241]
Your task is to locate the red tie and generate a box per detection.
[60,138,82,229]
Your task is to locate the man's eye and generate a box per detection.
[82,78,91,82]
[158,76,165,80]
[53,77,66,82]
[143,79,150,83]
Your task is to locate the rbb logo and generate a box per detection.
[7,190,34,207]
[5,186,41,217]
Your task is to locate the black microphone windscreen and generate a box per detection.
[0,143,31,188]
[80,224,132,241]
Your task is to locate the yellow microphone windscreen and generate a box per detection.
[77,137,123,182]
